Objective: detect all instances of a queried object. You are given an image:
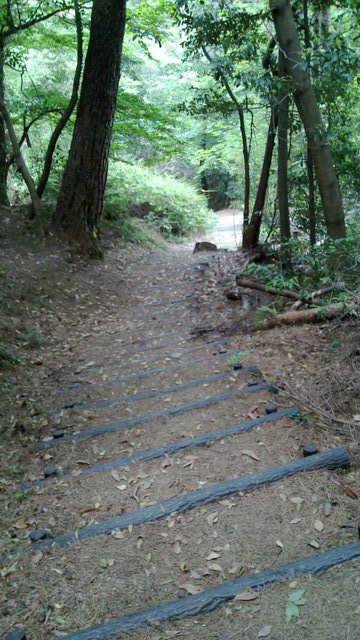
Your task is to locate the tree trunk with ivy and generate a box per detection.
[270,0,346,240]
[278,51,291,246]
[0,38,9,207]
[53,0,127,241]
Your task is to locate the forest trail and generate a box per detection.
[1,230,359,640]
[199,208,243,249]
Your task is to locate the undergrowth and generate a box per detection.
[106,162,215,238]
[243,221,360,299]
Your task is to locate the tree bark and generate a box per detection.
[255,302,359,331]
[0,101,42,218]
[37,0,83,198]
[303,0,316,245]
[53,0,127,238]
[242,38,278,249]
[277,50,291,246]
[0,38,10,206]
[270,0,346,239]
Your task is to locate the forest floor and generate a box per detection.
[0,208,359,640]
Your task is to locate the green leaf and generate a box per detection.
[285,602,300,624]
[99,558,109,569]
[289,589,306,605]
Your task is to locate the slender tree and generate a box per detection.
[53,0,127,240]
[0,1,71,206]
[277,50,291,245]
[37,0,83,198]
[270,0,346,239]
[202,46,250,227]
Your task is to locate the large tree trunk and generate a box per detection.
[270,0,346,239]
[242,107,277,249]
[53,0,127,238]
[0,38,10,207]
[37,0,83,199]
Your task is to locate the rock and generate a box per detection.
[193,242,217,253]
[226,289,242,301]
[233,364,243,370]
[302,443,319,457]
[5,629,27,640]
[29,529,51,542]
[247,381,259,387]
[265,404,278,414]
[43,467,59,479]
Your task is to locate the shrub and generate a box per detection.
[106,161,215,238]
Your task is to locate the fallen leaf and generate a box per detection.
[206,551,221,560]
[289,497,304,505]
[235,590,258,601]
[258,624,272,637]
[314,519,324,532]
[342,486,358,499]
[323,502,332,516]
[111,470,121,482]
[31,551,44,564]
[112,529,125,539]
[308,540,320,549]
[276,539,284,550]
[14,519,28,529]
[178,583,202,595]
[208,563,224,573]
[206,512,218,526]
[173,541,181,555]
[117,484,127,491]
[241,449,260,461]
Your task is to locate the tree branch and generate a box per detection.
[37,0,83,197]
[3,4,72,41]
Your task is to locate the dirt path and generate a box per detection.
[1,231,359,640]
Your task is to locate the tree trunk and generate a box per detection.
[37,0,83,198]
[202,46,250,228]
[277,51,291,245]
[303,0,316,245]
[270,0,346,239]
[0,38,10,206]
[242,108,277,249]
[53,0,127,238]
[0,101,42,218]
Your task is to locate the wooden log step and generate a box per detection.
[59,542,360,639]
[69,338,229,377]
[24,406,299,489]
[37,380,269,449]
[60,349,250,393]
[73,366,256,410]
[32,447,350,549]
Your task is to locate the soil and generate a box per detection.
[0,208,359,640]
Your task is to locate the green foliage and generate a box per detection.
[291,412,310,424]
[106,161,215,238]
[243,218,360,299]
[244,263,301,291]
[285,589,307,624]
[226,350,253,366]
